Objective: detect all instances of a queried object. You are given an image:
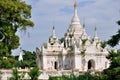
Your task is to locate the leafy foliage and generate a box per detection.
[9,67,40,80]
[49,76,61,80]
[0,24,19,56]
[103,20,120,80]
[107,20,120,47]
[28,67,40,80]
[0,56,16,69]
[0,0,34,69]
[15,50,37,68]
[80,39,87,56]
[0,50,36,69]
[106,50,120,67]
[0,0,34,30]
[103,50,120,80]
[100,41,107,49]
[0,0,34,56]
[82,39,87,46]
[49,73,105,80]
[81,49,86,57]
[107,29,120,47]
[9,68,20,80]
[22,50,37,67]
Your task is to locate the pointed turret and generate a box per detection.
[65,1,89,42]
[81,23,88,39]
[52,26,56,38]
[94,27,97,37]
[74,1,77,16]
[18,47,23,61]
[49,26,58,44]
[71,1,81,25]
[93,27,99,42]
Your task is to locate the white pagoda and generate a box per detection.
[36,1,109,72]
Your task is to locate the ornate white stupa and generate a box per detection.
[36,1,109,73]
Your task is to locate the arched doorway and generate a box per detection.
[54,61,58,70]
[88,59,95,70]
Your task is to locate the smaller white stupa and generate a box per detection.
[18,47,23,61]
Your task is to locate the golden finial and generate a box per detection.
[74,1,77,8]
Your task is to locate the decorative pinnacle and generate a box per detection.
[94,26,98,38]
[74,1,77,9]
[52,25,56,37]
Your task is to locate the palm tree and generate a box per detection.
[9,68,20,80]
[28,67,40,80]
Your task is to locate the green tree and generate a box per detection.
[15,50,37,68]
[28,67,40,80]
[0,56,16,69]
[78,72,96,80]
[22,50,36,66]
[0,0,34,56]
[49,73,101,80]
[103,50,120,80]
[103,20,120,80]
[0,0,34,69]
[9,68,20,80]
[107,20,120,47]
[0,24,20,56]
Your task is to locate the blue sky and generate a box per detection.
[12,0,120,55]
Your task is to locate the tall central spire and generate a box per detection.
[74,1,77,16]
[52,26,56,38]
[94,27,97,37]
[71,1,80,25]
[65,1,88,40]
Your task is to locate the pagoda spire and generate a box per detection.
[49,26,58,44]
[52,26,56,38]
[74,0,77,16]
[71,0,80,25]
[94,26,99,42]
[94,26,98,38]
